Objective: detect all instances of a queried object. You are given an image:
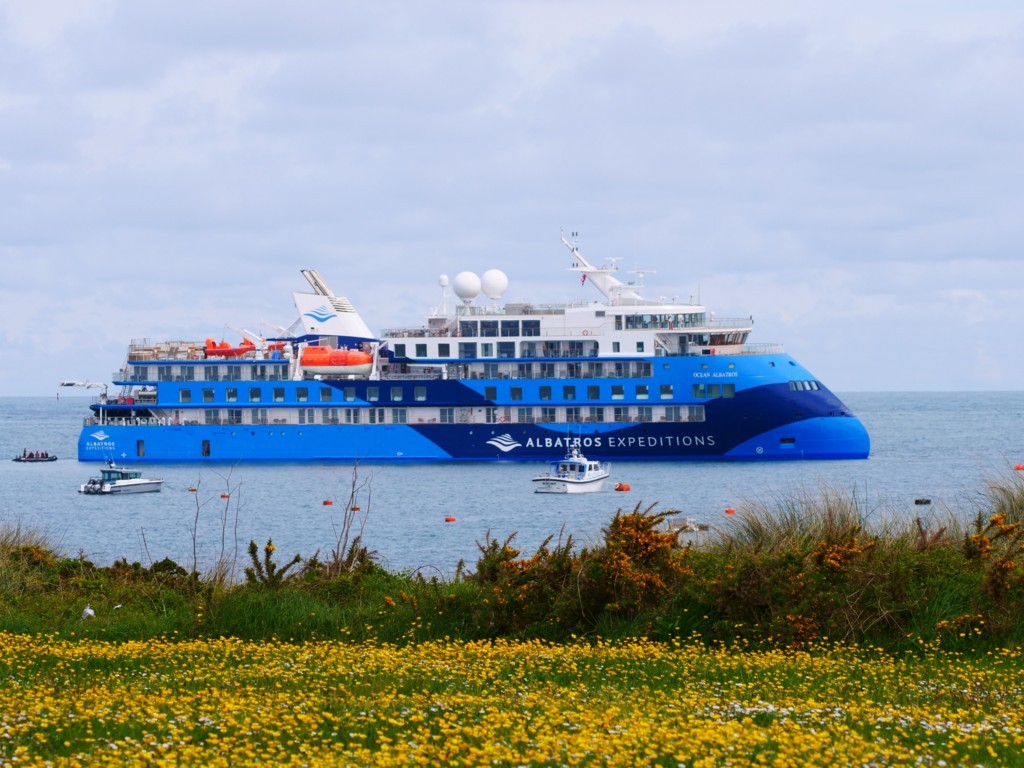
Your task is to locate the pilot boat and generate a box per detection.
[79,461,163,495]
[533,447,611,493]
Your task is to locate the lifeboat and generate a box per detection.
[204,338,256,358]
[204,338,286,358]
[299,346,373,376]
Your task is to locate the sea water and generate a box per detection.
[1,393,1022,576]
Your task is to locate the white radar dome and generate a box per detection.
[452,271,481,303]
[439,274,449,287]
[481,269,509,300]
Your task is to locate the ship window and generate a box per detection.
[392,408,407,424]
[724,383,736,398]
[323,408,338,424]
[660,384,673,399]
[510,386,523,401]
[458,342,477,358]
[692,384,706,398]
[612,342,620,353]
[636,342,645,353]
[728,362,735,369]
[252,408,267,424]
[227,365,241,380]
[517,363,533,379]
[595,310,605,317]
[566,362,581,378]
[204,409,219,424]
[181,367,195,381]
[539,386,552,401]
[415,343,427,357]
[227,409,242,424]
[563,385,576,400]
[481,343,493,357]
[297,387,308,402]
[701,363,709,369]
[414,386,427,401]
[500,320,519,337]
[390,386,403,401]
[158,365,172,382]
[637,406,653,422]
[811,381,820,390]
[440,407,455,424]
[497,341,515,358]
[134,366,149,381]
[588,406,604,423]
[611,385,624,400]
[438,343,451,357]
[484,386,497,400]
[689,405,705,422]
[203,389,214,403]
[517,407,534,423]
[708,384,721,398]
[664,406,681,422]
[566,406,581,422]
[226,388,238,402]
[480,320,498,337]
[200,440,209,458]
[367,387,379,402]
[587,385,600,400]
[249,388,262,403]
[319,387,332,402]
[459,321,478,337]
[298,408,314,425]
[541,407,557,422]
[394,344,406,357]
[636,384,649,400]
[273,388,285,402]
[522,320,540,337]
[484,407,499,423]
[768,362,775,367]
[613,406,630,422]
[250,364,265,381]
[179,389,191,403]
[345,387,356,402]
[346,408,362,424]
[615,316,622,330]
[539,362,555,378]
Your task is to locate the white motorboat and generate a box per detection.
[532,447,610,494]
[79,461,163,495]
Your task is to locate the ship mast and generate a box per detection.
[561,234,644,304]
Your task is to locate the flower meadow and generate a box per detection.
[2,633,1023,767]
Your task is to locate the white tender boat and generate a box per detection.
[532,447,610,494]
[79,461,163,495]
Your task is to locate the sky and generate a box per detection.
[1,0,1022,396]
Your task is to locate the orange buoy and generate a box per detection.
[220,493,230,499]
[323,499,333,505]
[351,506,360,511]
[444,515,456,522]
[187,487,197,492]
[1016,464,1024,471]
[725,508,736,515]
[614,483,630,492]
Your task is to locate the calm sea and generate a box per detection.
[1,393,1022,576]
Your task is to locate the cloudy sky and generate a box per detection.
[2,0,1022,397]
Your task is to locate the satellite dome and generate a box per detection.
[452,271,481,303]
[439,274,449,287]
[481,269,509,300]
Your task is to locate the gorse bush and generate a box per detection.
[6,473,1024,649]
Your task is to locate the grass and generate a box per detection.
[2,634,1023,766]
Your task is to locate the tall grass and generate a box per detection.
[5,473,1024,649]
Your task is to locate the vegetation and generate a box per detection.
[5,473,1024,765]
[3,472,1024,650]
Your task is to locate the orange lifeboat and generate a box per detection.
[204,338,256,358]
[299,346,373,376]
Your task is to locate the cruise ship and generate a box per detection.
[71,237,870,463]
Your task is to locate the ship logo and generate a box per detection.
[90,430,110,441]
[303,305,337,323]
[486,434,522,452]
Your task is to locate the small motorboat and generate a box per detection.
[532,447,610,494]
[13,454,57,463]
[79,461,163,495]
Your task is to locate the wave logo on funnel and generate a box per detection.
[486,434,522,452]
[90,430,111,441]
[303,305,337,323]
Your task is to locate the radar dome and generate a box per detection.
[439,274,449,287]
[452,271,481,303]
[481,269,509,300]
